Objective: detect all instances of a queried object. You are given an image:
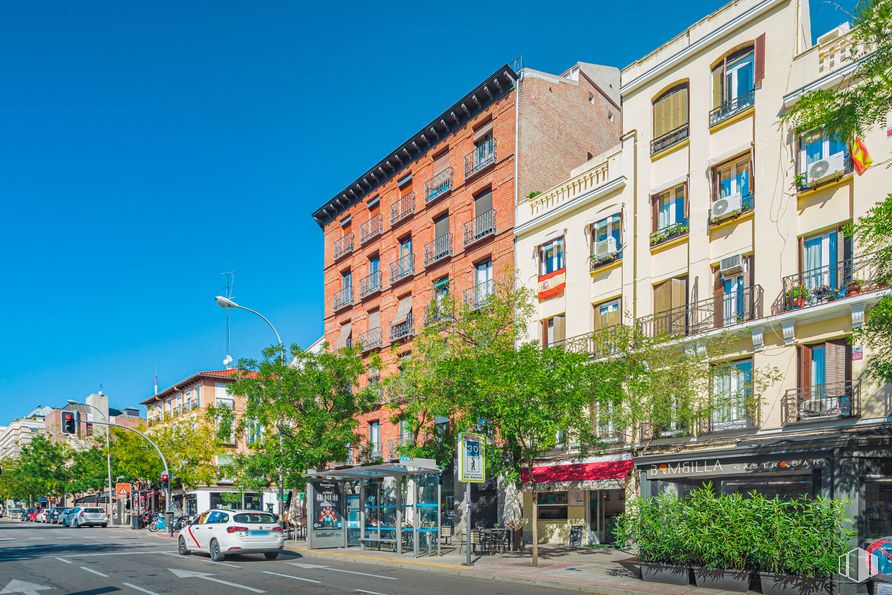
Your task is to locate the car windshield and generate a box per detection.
[83,508,103,513]
[233,513,277,524]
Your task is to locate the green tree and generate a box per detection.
[16,435,68,502]
[149,419,221,495]
[111,425,163,484]
[68,446,109,497]
[781,0,892,140]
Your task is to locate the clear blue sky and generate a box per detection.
[0,1,852,423]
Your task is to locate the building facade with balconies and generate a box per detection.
[314,61,622,527]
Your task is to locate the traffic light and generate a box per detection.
[61,411,77,435]
[160,471,170,490]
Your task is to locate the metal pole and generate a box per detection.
[465,485,472,566]
[79,403,115,523]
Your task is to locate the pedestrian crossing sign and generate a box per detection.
[458,433,485,483]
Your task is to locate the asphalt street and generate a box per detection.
[0,519,561,594]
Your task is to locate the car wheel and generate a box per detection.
[73,520,79,528]
[209,539,225,562]
[101,524,107,528]
[177,536,189,556]
[264,552,279,560]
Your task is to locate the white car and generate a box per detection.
[35,510,49,523]
[177,509,284,562]
[69,506,108,528]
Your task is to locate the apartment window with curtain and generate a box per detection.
[651,83,689,153]
[800,227,852,301]
[591,214,622,263]
[714,255,754,328]
[710,46,756,125]
[539,237,565,275]
[541,314,566,347]
[797,340,852,417]
[594,298,621,331]
[650,184,688,246]
[712,154,753,210]
[711,359,753,431]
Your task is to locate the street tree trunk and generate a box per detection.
[527,455,539,568]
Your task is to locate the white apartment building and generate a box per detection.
[515,0,892,550]
[0,415,48,460]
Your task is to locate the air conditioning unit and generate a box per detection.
[711,193,743,222]
[719,254,744,277]
[593,236,619,262]
[806,152,846,184]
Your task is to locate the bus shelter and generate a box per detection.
[305,458,442,557]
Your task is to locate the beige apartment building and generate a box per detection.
[515,0,891,550]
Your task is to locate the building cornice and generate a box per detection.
[514,176,627,237]
[620,0,785,97]
[783,56,866,107]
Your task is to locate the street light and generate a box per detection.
[70,400,114,523]
[214,296,287,527]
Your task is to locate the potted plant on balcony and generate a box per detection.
[846,278,864,296]
[785,285,810,309]
[613,493,692,586]
[793,173,809,192]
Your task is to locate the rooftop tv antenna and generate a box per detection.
[221,271,235,368]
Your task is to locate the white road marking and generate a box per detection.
[0,579,53,594]
[61,550,172,558]
[355,590,388,595]
[290,562,398,580]
[122,583,160,595]
[79,567,109,578]
[54,557,71,564]
[261,571,320,585]
[168,568,264,593]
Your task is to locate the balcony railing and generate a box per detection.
[464,210,496,247]
[781,252,883,313]
[424,299,452,327]
[709,89,755,127]
[333,233,354,260]
[701,400,760,433]
[424,233,452,267]
[389,254,414,284]
[650,218,689,247]
[464,138,496,177]
[390,312,414,342]
[551,324,626,359]
[425,167,453,203]
[651,123,689,155]
[636,285,763,339]
[359,270,383,299]
[332,286,353,312]
[463,279,495,310]
[709,193,754,225]
[360,214,383,243]
[390,192,415,226]
[782,380,861,425]
[359,327,382,352]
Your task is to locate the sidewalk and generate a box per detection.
[284,541,745,594]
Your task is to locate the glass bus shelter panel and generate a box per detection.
[414,474,441,556]
[364,480,399,546]
[346,482,361,547]
[309,480,344,549]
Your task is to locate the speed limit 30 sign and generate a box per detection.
[458,433,485,483]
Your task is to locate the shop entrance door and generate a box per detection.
[588,490,623,544]
[588,491,605,544]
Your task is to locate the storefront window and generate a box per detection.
[210,492,262,511]
[864,480,892,542]
[537,491,568,520]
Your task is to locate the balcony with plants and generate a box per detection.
[424,167,453,204]
[332,232,354,261]
[463,209,496,247]
[781,380,861,425]
[360,214,383,244]
[649,218,689,247]
[389,254,414,284]
[423,234,452,267]
[359,270,383,299]
[636,285,763,339]
[464,137,496,178]
[781,252,883,312]
[390,192,415,226]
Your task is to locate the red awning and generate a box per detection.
[521,459,633,484]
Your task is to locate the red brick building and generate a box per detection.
[312,62,620,520]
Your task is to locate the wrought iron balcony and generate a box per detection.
[332,286,353,312]
[333,233,354,261]
[463,279,495,310]
[389,254,414,284]
[390,312,414,342]
[709,89,755,127]
[636,285,763,339]
[650,123,689,155]
[424,233,452,267]
[650,218,689,247]
[701,402,759,434]
[359,327,382,352]
[425,167,453,203]
[781,252,883,313]
[464,209,496,247]
[390,192,415,226]
[551,324,626,359]
[782,380,861,425]
[359,270,383,299]
[464,137,496,177]
[360,214,383,244]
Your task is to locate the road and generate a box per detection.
[0,519,560,594]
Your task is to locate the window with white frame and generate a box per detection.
[538,237,565,275]
[214,383,235,410]
[712,359,753,431]
[799,131,848,178]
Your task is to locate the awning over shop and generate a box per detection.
[522,459,633,484]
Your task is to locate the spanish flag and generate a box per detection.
[851,136,873,175]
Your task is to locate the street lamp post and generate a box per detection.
[71,400,114,523]
[214,296,287,527]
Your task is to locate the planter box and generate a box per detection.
[640,562,690,585]
[692,567,750,592]
[759,571,830,595]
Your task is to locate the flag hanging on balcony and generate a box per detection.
[851,136,873,175]
[538,268,566,300]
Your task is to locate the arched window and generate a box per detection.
[652,83,689,146]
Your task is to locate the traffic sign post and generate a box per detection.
[458,433,485,566]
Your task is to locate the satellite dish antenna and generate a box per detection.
[223,354,233,368]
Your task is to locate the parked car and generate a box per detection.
[177,509,284,561]
[27,508,43,522]
[69,506,107,528]
[60,507,79,527]
[35,509,49,523]
[48,507,70,524]
[7,508,23,520]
